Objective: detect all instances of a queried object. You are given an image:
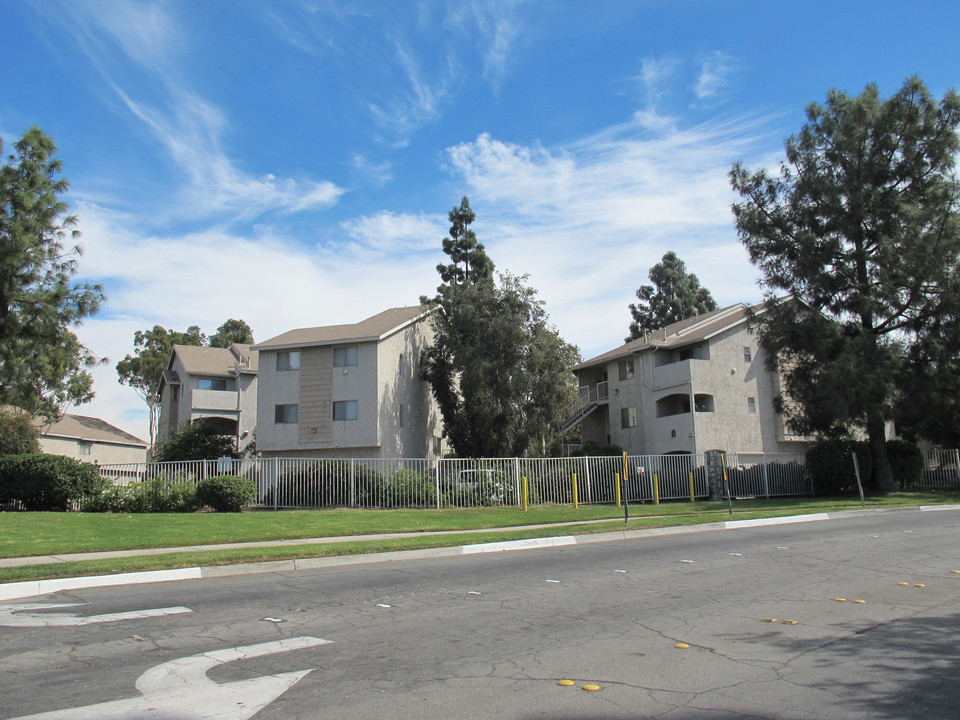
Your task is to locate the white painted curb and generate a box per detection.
[462,536,577,554]
[0,568,202,602]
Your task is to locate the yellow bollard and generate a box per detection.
[572,473,579,508]
[689,471,695,503]
[522,476,529,512]
[615,472,622,507]
[653,473,660,505]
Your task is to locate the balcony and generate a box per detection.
[192,389,239,412]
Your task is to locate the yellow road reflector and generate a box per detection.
[781,620,799,625]
[951,570,959,574]
[582,684,601,692]
[854,599,866,604]
[897,582,909,586]
[761,617,777,623]
[914,583,925,587]
[834,598,847,602]
[675,643,690,649]
[557,680,575,687]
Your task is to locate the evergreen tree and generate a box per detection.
[421,198,579,457]
[626,252,717,341]
[209,318,255,348]
[0,127,104,420]
[730,77,960,492]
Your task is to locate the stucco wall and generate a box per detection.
[39,436,147,465]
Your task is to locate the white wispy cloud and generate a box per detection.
[37,1,345,223]
[694,50,739,103]
[340,211,445,253]
[350,153,394,186]
[443,116,773,356]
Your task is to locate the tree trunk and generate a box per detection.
[867,415,895,493]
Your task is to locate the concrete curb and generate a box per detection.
[2,505,957,602]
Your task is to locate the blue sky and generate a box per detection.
[2,1,958,443]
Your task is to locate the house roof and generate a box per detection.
[573,301,767,371]
[253,306,433,351]
[169,343,259,378]
[39,413,148,448]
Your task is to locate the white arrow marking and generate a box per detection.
[0,602,192,627]
[10,636,332,719]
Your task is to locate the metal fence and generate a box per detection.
[98,451,811,509]
[923,448,960,489]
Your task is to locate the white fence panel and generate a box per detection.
[97,451,813,509]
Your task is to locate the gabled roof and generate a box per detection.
[39,413,147,448]
[574,301,768,371]
[169,343,259,377]
[254,306,433,351]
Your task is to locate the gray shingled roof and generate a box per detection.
[40,413,147,447]
[254,306,432,350]
[170,343,259,376]
[573,302,763,370]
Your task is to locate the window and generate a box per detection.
[743,346,752,363]
[277,351,301,371]
[399,403,405,428]
[198,377,227,391]
[398,353,405,374]
[618,358,635,380]
[333,400,358,421]
[694,394,715,413]
[333,346,359,367]
[171,385,179,401]
[79,442,92,456]
[620,407,637,428]
[275,404,299,423]
[747,397,757,414]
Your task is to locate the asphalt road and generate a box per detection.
[2,509,959,719]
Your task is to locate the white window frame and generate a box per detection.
[197,377,228,391]
[333,346,359,367]
[275,404,299,424]
[277,351,301,371]
[333,400,358,421]
[747,396,757,414]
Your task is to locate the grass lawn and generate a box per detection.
[1,491,956,584]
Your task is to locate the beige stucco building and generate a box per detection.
[571,302,809,456]
[156,343,258,454]
[38,413,148,465]
[253,306,443,459]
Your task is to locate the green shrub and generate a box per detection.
[82,477,198,513]
[0,454,106,510]
[0,409,41,455]
[570,440,624,457]
[195,474,257,512]
[806,438,872,495]
[154,419,237,462]
[377,468,435,507]
[886,439,924,489]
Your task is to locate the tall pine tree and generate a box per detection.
[421,197,579,457]
[626,252,716,341]
[730,77,960,492]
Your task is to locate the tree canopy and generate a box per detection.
[626,251,716,341]
[0,127,104,420]
[730,77,960,492]
[421,197,580,458]
[209,318,254,348]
